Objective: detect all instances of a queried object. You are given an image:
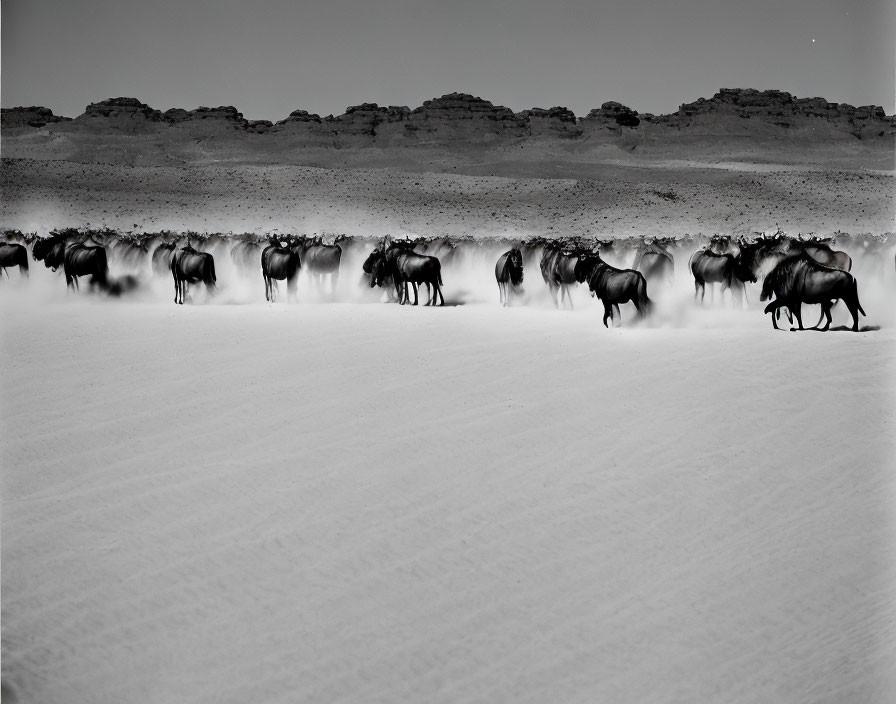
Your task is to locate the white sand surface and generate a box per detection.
[2,257,895,703]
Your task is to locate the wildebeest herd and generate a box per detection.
[2,228,890,331]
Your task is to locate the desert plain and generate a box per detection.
[2,91,896,703]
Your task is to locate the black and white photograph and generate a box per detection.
[2,0,894,701]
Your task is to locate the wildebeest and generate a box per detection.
[151,241,177,277]
[31,234,68,271]
[32,233,108,290]
[231,237,263,275]
[261,240,301,302]
[540,242,581,308]
[632,240,674,286]
[738,233,852,277]
[495,248,524,306]
[0,242,29,278]
[575,252,652,327]
[171,245,216,304]
[368,242,444,306]
[63,242,109,290]
[791,239,852,272]
[760,252,865,331]
[110,236,150,270]
[689,248,755,305]
[296,236,342,294]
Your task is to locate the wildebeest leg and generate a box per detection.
[330,269,339,296]
[694,279,704,304]
[410,281,420,305]
[602,302,613,327]
[810,305,828,329]
[287,275,298,303]
[732,281,745,309]
[791,302,804,331]
[498,281,505,306]
[816,303,833,332]
[764,300,782,329]
[613,303,621,326]
[549,282,559,308]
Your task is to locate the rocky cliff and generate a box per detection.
[2,89,893,167]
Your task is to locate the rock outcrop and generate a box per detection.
[646,88,894,138]
[2,89,892,166]
[521,107,581,138]
[79,97,165,123]
[581,102,641,129]
[404,93,528,140]
[1,106,71,129]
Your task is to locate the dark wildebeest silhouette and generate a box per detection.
[261,240,301,302]
[362,246,401,302]
[151,241,177,277]
[689,248,756,305]
[0,242,29,278]
[575,253,652,327]
[368,242,444,306]
[540,242,581,308]
[63,242,109,290]
[296,236,342,295]
[33,234,109,291]
[632,241,674,287]
[760,252,865,331]
[31,234,68,272]
[495,248,524,306]
[171,245,216,304]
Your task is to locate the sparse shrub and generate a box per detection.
[651,189,680,202]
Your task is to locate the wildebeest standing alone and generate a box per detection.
[261,240,301,302]
[760,252,865,331]
[171,245,216,304]
[0,242,29,278]
[575,252,652,327]
[495,248,524,306]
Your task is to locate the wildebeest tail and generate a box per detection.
[759,270,775,301]
[852,277,866,316]
[95,247,109,286]
[638,276,652,316]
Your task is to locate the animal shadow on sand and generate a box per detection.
[788,324,880,333]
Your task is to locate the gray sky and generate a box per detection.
[3,0,894,121]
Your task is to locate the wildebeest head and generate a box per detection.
[573,253,601,283]
[369,254,390,288]
[733,251,758,284]
[361,248,381,276]
[31,235,68,270]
